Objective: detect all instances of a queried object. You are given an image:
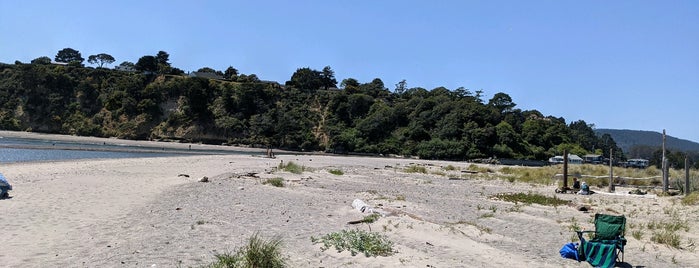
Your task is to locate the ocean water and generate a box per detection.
[0,136,201,163]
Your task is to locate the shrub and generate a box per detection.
[278,161,304,174]
[264,178,285,187]
[682,192,699,206]
[328,169,344,175]
[311,229,394,257]
[404,165,427,174]
[208,232,285,268]
[651,230,681,249]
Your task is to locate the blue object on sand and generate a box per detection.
[0,172,11,196]
[559,242,579,261]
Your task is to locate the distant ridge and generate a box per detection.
[595,129,699,153]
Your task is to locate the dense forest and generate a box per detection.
[3,48,688,166]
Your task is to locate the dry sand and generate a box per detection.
[1,132,698,267]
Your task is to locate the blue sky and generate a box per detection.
[1,1,698,143]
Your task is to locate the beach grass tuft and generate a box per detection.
[208,232,285,268]
[263,178,285,187]
[651,230,681,249]
[404,165,427,174]
[328,169,344,175]
[278,161,305,174]
[682,192,699,206]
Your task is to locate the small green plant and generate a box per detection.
[569,217,580,232]
[632,230,643,240]
[361,213,380,224]
[682,192,699,205]
[278,161,304,174]
[448,220,491,234]
[311,229,394,257]
[328,169,344,175]
[508,204,523,212]
[492,192,570,207]
[208,232,285,268]
[444,165,457,171]
[430,171,447,176]
[489,205,497,213]
[264,178,285,187]
[404,165,427,174]
[478,212,495,218]
[651,230,681,248]
[395,195,406,201]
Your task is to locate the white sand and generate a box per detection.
[1,132,698,267]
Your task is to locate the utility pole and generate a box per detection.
[662,129,668,193]
[609,148,614,192]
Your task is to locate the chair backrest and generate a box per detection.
[594,213,626,240]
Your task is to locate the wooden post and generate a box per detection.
[609,148,614,192]
[686,156,691,196]
[662,129,668,193]
[563,149,568,190]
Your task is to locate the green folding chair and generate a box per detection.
[576,213,627,267]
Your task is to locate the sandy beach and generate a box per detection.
[1,132,697,267]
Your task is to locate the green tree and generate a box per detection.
[340,78,360,94]
[155,51,171,74]
[117,61,135,69]
[320,66,337,90]
[488,92,516,113]
[394,79,407,95]
[196,67,219,73]
[135,56,158,73]
[155,51,170,65]
[286,67,322,91]
[87,53,116,68]
[31,56,52,65]
[55,48,84,64]
[223,66,238,80]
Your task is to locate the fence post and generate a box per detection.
[609,148,614,192]
[686,156,691,195]
[563,149,568,190]
[662,129,669,193]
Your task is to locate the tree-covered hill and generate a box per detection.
[595,128,699,169]
[595,129,699,153]
[0,57,625,162]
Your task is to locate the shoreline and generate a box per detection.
[0,130,269,153]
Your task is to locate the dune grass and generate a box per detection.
[492,192,570,207]
[682,192,699,205]
[328,169,344,175]
[208,232,285,268]
[263,178,285,187]
[404,165,427,174]
[278,161,306,174]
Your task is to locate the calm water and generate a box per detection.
[0,136,221,163]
